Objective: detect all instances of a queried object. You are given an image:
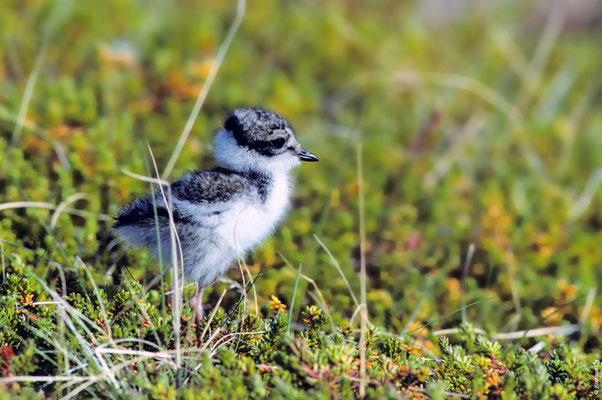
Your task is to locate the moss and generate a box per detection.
[1,0,601,397]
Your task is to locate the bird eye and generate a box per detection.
[270,138,286,149]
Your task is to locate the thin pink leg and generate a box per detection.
[191,285,205,324]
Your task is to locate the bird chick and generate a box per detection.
[113,107,318,319]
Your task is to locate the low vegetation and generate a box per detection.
[0,0,600,398]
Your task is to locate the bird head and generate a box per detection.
[215,107,318,174]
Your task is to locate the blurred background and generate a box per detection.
[1,0,601,347]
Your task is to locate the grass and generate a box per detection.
[0,0,601,398]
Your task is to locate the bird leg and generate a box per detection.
[191,285,205,326]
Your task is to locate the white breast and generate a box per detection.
[218,173,291,254]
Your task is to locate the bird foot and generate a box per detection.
[191,286,206,327]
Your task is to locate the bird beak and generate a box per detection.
[297,147,319,162]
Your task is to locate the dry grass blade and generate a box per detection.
[401,298,426,336]
[433,327,487,336]
[243,263,259,315]
[432,324,581,340]
[76,257,113,339]
[423,113,486,188]
[210,330,265,354]
[579,287,597,325]
[461,244,475,324]
[0,376,87,384]
[162,0,247,179]
[145,144,185,380]
[122,169,170,186]
[313,234,359,308]
[10,44,47,146]
[356,140,368,398]
[200,289,227,342]
[199,327,223,352]
[62,353,175,400]
[568,168,602,221]
[370,70,523,128]
[50,193,88,229]
[95,348,173,359]
[1,241,5,281]
[233,224,249,315]
[0,201,112,221]
[217,270,263,332]
[492,325,580,340]
[301,274,336,332]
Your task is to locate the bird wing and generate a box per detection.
[169,167,246,204]
[113,168,245,230]
[113,195,191,229]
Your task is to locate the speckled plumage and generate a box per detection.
[114,108,318,293]
[225,108,292,156]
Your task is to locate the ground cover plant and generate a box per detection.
[0,0,601,398]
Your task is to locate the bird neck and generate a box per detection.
[223,164,289,181]
[241,168,290,203]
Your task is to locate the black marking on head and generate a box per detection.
[224,113,248,147]
[223,107,295,157]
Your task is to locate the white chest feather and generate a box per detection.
[218,173,291,253]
